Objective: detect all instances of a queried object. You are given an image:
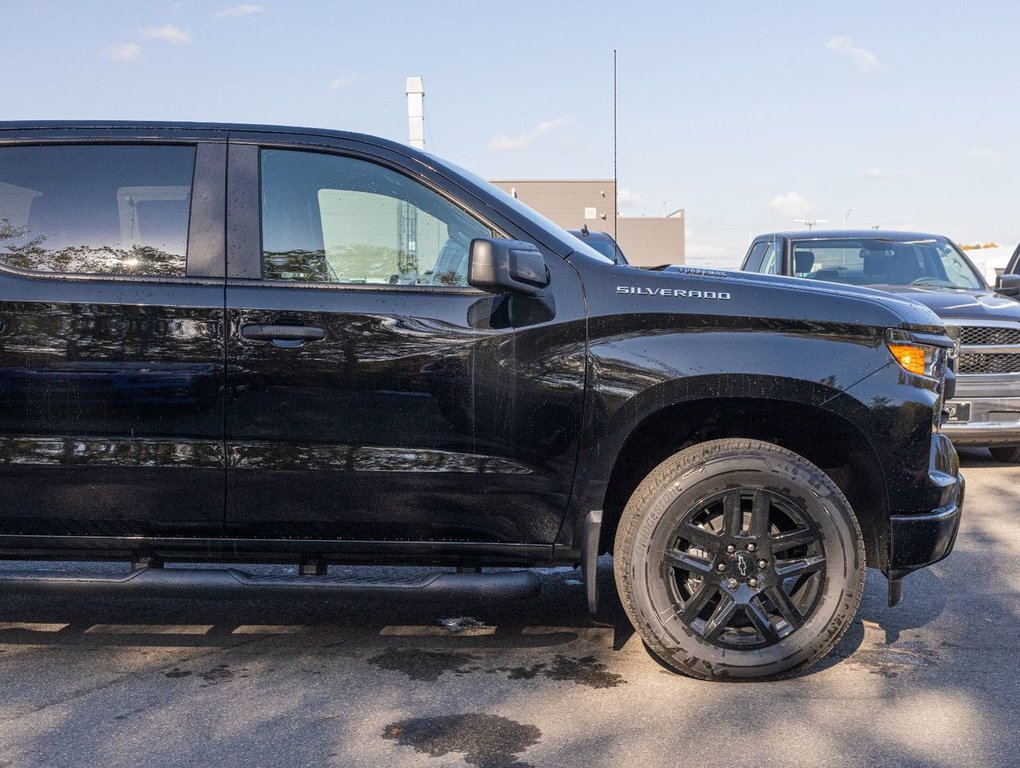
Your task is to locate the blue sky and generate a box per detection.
[4,1,1018,266]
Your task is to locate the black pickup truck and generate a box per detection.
[0,122,963,680]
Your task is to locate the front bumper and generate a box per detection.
[886,432,965,580]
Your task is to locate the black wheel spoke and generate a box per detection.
[722,490,743,536]
[664,548,713,575]
[775,554,826,579]
[765,585,804,628]
[771,526,818,553]
[680,522,718,550]
[702,593,738,641]
[745,597,780,643]
[747,490,771,538]
[680,580,717,623]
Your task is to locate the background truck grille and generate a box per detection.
[960,326,1020,345]
[958,353,1020,375]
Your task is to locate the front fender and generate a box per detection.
[561,320,895,545]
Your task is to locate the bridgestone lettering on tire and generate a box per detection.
[613,439,865,680]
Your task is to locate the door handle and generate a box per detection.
[240,324,326,344]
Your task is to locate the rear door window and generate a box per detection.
[0,145,194,277]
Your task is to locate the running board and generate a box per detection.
[0,567,542,601]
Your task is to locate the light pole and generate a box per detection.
[843,207,856,228]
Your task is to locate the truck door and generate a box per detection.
[0,136,227,537]
[223,138,586,545]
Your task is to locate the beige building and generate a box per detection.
[490,179,685,266]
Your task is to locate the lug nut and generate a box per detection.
[746,543,757,552]
[757,559,768,569]
[716,563,727,572]
[725,544,736,554]
[726,579,738,589]
[748,578,759,588]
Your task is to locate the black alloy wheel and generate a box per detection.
[614,439,865,680]
[661,488,826,650]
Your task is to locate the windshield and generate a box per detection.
[587,239,623,263]
[423,153,615,265]
[567,230,628,265]
[792,238,985,290]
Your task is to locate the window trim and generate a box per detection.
[0,139,225,284]
[226,140,507,292]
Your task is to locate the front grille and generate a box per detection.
[958,353,1020,375]
[960,326,1020,345]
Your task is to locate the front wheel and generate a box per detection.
[614,439,865,680]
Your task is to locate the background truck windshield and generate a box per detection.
[792,238,985,290]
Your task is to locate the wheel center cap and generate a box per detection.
[728,552,755,580]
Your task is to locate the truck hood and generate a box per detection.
[869,286,1020,324]
[636,266,947,333]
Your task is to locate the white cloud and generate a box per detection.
[105,43,141,62]
[139,24,190,45]
[214,4,266,18]
[769,191,813,219]
[826,36,879,72]
[864,167,887,178]
[968,148,998,160]
[488,117,569,151]
[329,74,359,92]
[617,188,643,209]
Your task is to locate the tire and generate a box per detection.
[613,438,865,681]
[988,446,1020,463]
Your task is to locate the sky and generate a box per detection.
[3,1,1018,268]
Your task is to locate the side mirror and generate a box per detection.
[995,273,1020,297]
[468,239,550,296]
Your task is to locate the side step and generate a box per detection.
[0,567,542,602]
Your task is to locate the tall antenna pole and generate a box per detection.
[613,49,618,243]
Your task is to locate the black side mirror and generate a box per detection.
[995,273,1020,297]
[468,239,550,296]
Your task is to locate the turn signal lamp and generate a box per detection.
[887,343,927,375]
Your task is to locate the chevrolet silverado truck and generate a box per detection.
[0,122,963,680]
[742,230,1020,462]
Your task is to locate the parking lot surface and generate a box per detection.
[0,449,1016,768]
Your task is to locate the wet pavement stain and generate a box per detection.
[370,648,626,688]
[490,663,546,681]
[842,641,939,678]
[163,667,192,679]
[368,647,477,682]
[542,655,625,688]
[382,713,541,768]
[198,663,247,686]
[489,656,625,688]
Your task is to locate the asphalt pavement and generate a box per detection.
[0,448,1017,768]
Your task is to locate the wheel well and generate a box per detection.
[600,398,888,568]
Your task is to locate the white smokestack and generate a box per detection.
[406,76,425,150]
